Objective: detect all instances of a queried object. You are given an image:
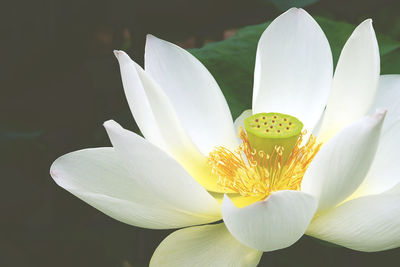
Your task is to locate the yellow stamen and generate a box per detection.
[207,128,322,200]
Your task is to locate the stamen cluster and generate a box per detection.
[208,128,322,200]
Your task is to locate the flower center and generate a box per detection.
[207,112,322,201]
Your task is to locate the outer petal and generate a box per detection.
[145,35,238,154]
[319,19,380,141]
[114,51,222,192]
[150,223,263,267]
[50,148,220,229]
[103,120,222,216]
[252,8,332,131]
[222,191,317,251]
[301,110,385,211]
[353,75,400,196]
[114,50,166,150]
[307,190,400,252]
[114,50,198,156]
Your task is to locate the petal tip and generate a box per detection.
[357,18,375,32]
[373,108,387,119]
[364,18,373,25]
[103,120,121,130]
[113,50,131,64]
[286,7,302,13]
[285,7,310,18]
[49,168,57,179]
[146,34,161,45]
[113,50,120,58]
[146,33,155,39]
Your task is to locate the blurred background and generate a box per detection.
[2,0,400,266]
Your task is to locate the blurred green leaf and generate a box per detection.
[381,48,400,74]
[190,16,400,119]
[268,0,319,11]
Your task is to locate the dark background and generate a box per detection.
[2,0,400,266]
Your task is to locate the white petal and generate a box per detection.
[234,109,252,133]
[103,120,221,217]
[350,75,400,196]
[145,35,238,154]
[312,109,325,136]
[386,182,400,194]
[50,147,220,229]
[150,223,263,267]
[114,51,222,192]
[222,191,317,251]
[114,50,198,155]
[113,50,166,150]
[301,110,386,211]
[307,190,400,252]
[319,19,380,141]
[252,8,332,131]
[371,75,400,129]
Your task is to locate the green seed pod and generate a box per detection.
[244,112,303,163]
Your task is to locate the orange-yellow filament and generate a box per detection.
[207,128,322,200]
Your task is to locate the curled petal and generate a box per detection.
[302,110,386,211]
[353,75,400,196]
[222,191,317,251]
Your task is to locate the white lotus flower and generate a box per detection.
[50,8,400,266]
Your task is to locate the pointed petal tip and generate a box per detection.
[49,167,57,179]
[287,7,300,12]
[286,7,303,13]
[113,50,131,64]
[146,33,155,39]
[49,164,64,188]
[357,18,375,32]
[146,34,172,50]
[146,34,162,45]
[371,108,387,120]
[145,34,168,55]
[363,18,373,25]
[375,108,387,115]
[284,7,311,18]
[103,120,121,130]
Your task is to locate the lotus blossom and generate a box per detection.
[50,8,400,266]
